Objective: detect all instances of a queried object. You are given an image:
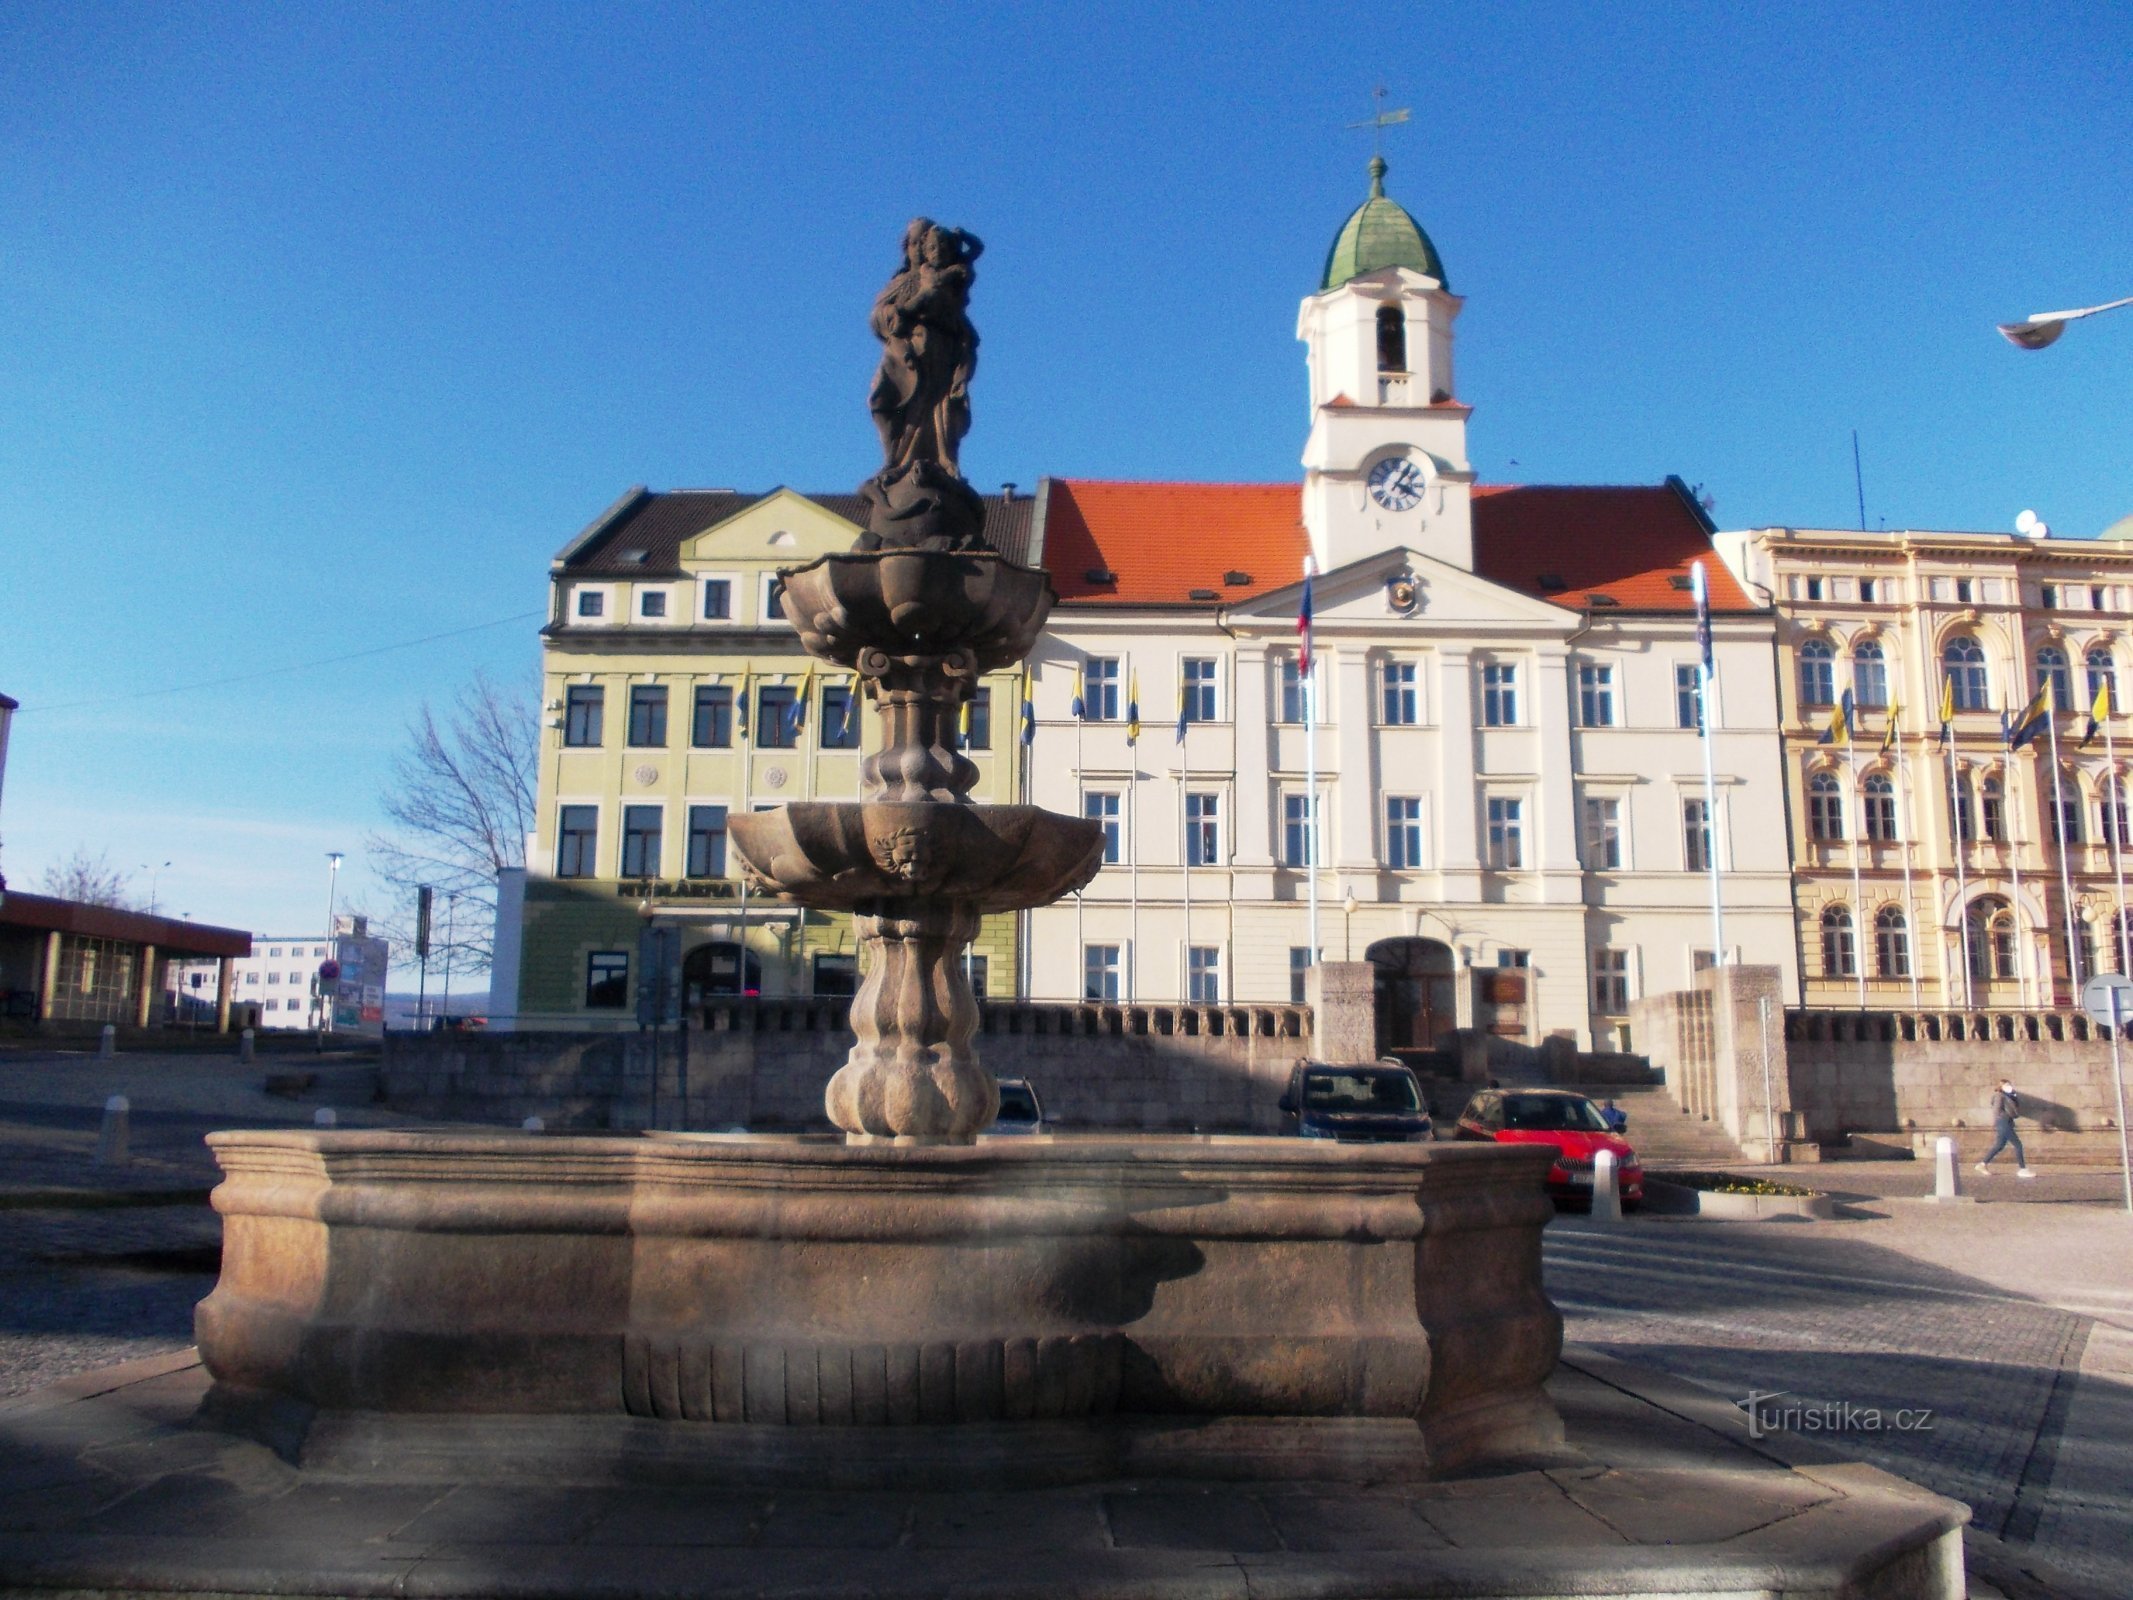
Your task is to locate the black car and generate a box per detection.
[1278,1061,1433,1142]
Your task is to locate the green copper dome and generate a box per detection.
[1320,156,1447,291]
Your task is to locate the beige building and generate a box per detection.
[502,486,1034,1030]
[1714,522,2133,1010]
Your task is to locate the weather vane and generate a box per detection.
[1346,85,1411,158]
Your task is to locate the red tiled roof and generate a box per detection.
[1043,477,1755,613]
[1045,480,1308,604]
[1472,484,1758,613]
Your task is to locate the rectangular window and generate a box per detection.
[639,590,668,619]
[564,685,604,747]
[685,805,728,879]
[576,589,605,619]
[1859,578,1877,603]
[1278,657,1305,724]
[1497,949,1530,968]
[691,685,733,748]
[1185,792,1220,866]
[2094,585,2109,612]
[762,575,786,624]
[1381,660,1419,724]
[1683,797,1713,872]
[1289,946,1313,1004]
[1481,662,1519,726]
[812,953,859,997]
[1803,576,1824,602]
[627,685,668,747]
[585,952,629,1009]
[1385,796,1424,868]
[822,683,860,749]
[1283,792,1319,867]
[1485,797,1523,869]
[701,578,731,620]
[556,805,598,878]
[963,953,989,1001]
[1955,577,1974,604]
[1577,663,1614,727]
[2102,793,2131,849]
[1083,944,1121,1003]
[1182,658,1218,723]
[1675,664,1704,731]
[1085,657,1120,721]
[757,684,798,748]
[620,805,663,878]
[1582,796,1622,869]
[1187,946,1221,1003]
[2041,583,2060,609]
[1085,791,1121,863]
[2051,791,2084,846]
[960,687,991,750]
[1593,949,1630,1013]
[1950,781,1975,844]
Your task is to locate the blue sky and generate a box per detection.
[2,1,2127,953]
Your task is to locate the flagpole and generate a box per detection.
[1074,664,1086,1000]
[1302,557,1321,969]
[1846,736,1867,1009]
[1127,668,1140,1005]
[1691,563,1725,968]
[1179,704,1191,1004]
[2109,714,2128,975]
[1941,719,1972,1008]
[2009,782,2030,1010]
[1894,739,1921,1008]
[2047,687,2082,999]
[738,669,753,995]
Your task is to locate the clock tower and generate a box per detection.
[1298,156,1475,575]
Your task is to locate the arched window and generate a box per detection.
[1376,303,1407,373]
[2072,918,2097,987]
[1980,774,2006,843]
[1862,772,1898,842]
[2115,907,2133,979]
[2048,772,2083,846]
[2102,774,2131,850]
[1807,770,1845,841]
[1965,896,2017,984]
[1821,904,1856,978]
[2036,646,2073,711]
[1945,636,1989,712]
[1799,639,1836,707]
[1874,905,1911,980]
[2087,647,2118,715]
[1852,639,1888,708]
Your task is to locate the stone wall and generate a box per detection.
[1783,1008,2133,1151]
[383,998,1313,1134]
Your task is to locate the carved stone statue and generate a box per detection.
[859,219,989,552]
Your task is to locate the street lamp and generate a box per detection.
[140,861,171,916]
[1997,294,2133,350]
[1342,891,1359,962]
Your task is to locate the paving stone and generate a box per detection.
[1551,1466,1831,1545]
[1256,1489,1448,1552]
[218,1481,455,1544]
[391,1485,614,1546]
[756,1489,910,1549]
[1102,1488,1280,1552]
[1413,1473,1630,1548]
[580,1488,765,1547]
[908,1488,1110,1550]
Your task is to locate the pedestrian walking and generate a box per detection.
[1976,1078,2035,1178]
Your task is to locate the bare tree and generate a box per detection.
[366,672,538,974]
[38,848,138,909]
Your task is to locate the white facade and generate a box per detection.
[211,916,389,1032]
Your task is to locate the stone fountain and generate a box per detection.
[191,220,1568,1484]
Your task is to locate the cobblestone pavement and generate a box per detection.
[1546,1201,2133,1597]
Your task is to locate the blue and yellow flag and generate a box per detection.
[1935,674,1955,750]
[2006,683,2051,750]
[1880,696,1902,754]
[2082,679,2111,749]
[1070,666,1086,721]
[1817,689,1855,747]
[1020,669,1036,748]
[791,664,816,735]
[1126,672,1141,744]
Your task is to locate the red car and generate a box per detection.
[1453,1089,1643,1207]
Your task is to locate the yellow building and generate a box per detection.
[509,485,1035,1030]
[1716,522,2133,1010]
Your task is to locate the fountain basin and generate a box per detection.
[778,549,1055,666]
[728,801,1102,911]
[195,1131,1565,1481]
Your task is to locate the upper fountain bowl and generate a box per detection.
[778,550,1056,671]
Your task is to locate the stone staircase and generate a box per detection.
[1559,1082,1749,1169]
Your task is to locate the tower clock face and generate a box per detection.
[1368,455,1426,512]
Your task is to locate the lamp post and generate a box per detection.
[1342,891,1359,962]
[1998,294,2133,350]
[140,861,170,916]
[321,852,344,1036]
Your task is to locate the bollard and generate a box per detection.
[522,1116,545,1132]
[97,1024,116,1062]
[95,1095,130,1166]
[313,1107,337,1128]
[1934,1135,1961,1202]
[239,1028,255,1064]
[1591,1148,1622,1223]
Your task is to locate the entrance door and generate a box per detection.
[1366,938,1457,1053]
[684,941,761,1005]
